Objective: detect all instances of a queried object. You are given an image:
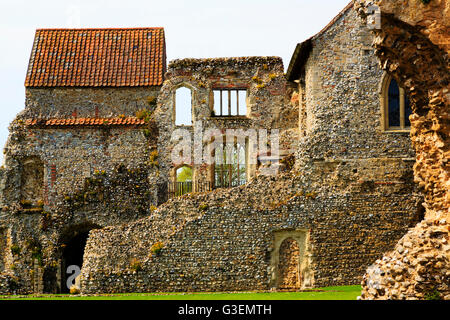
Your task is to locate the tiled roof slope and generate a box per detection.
[25,28,166,87]
[25,117,146,127]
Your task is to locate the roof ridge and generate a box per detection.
[26,27,166,87]
[35,27,164,31]
[25,116,146,127]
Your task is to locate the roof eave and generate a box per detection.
[285,39,313,82]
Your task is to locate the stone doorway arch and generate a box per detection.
[277,237,301,290]
[61,231,90,293]
[59,223,100,293]
[269,229,313,291]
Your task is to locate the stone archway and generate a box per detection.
[270,229,313,290]
[277,237,301,290]
[58,224,100,293]
[61,231,90,293]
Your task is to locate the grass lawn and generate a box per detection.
[0,285,361,300]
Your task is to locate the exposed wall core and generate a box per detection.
[355,0,450,300]
[0,228,6,272]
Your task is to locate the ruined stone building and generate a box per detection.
[0,28,166,293]
[0,2,441,296]
[354,0,449,300]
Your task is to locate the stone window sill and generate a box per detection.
[208,116,249,120]
[383,129,411,133]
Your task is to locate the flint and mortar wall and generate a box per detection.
[0,86,162,293]
[22,87,160,118]
[297,8,414,166]
[81,166,420,293]
[153,57,297,187]
[79,12,421,294]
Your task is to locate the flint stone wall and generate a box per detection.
[79,10,421,294]
[152,56,297,187]
[0,86,161,293]
[81,166,420,293]
[22,87,160,119]
[297,8,413,165]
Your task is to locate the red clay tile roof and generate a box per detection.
[25,117,146,127]
[25,28,166,87]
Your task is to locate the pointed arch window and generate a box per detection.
[214,139,247,188]
[382,75,412,131]
[174,165,193,197]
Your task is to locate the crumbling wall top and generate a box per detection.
[167,56,284,75]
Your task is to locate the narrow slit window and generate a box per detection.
[383,75,412,130]
[388,79,400,127]
[213,89,247,117]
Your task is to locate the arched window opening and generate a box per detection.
[214,139,247,189]
[175,87,192,126]
[388,79,400,127]
[175,165,192,196]
[383,75,412,130]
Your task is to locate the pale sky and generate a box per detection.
[0,0,350,164]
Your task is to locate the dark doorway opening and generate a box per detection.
[43,265,58,293]
[61,231,90,293]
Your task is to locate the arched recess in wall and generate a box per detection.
[174,86,193,126]
[277,237,301,290]
[20,156,44,204]
[380,73,412,131]
[269,229,313,290]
